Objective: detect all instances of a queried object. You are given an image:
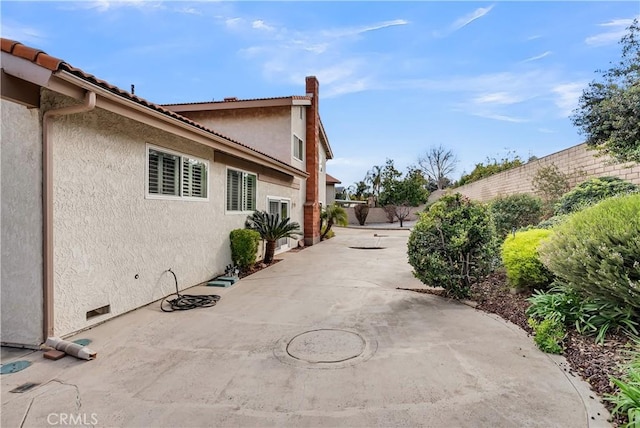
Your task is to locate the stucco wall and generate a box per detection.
[1,99,44,346]
[455,143,640,202]
[181,107,294,166]
[345,205,423,225]
[43,91,303,337]
[290,106,306,172]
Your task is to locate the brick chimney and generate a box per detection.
[304,76,321,246]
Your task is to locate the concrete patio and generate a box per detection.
[1,227,609,427]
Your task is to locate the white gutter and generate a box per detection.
[54,71,307,179]
[42,90,96,339]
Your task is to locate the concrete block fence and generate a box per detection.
[453,143,640,203]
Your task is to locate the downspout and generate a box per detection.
[42,90,96,340]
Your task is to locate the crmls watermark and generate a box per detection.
[47,413,98,426]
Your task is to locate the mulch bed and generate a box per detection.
[406,271,633,426]
[238,259,282,279]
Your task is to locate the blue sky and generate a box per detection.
[2,1,639,187]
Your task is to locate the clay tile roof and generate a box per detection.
[1,38,64,71]
[325,174,341,184]
[1,38,306,177]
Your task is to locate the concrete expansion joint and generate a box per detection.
[19,378,84,428]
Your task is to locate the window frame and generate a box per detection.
[225,166,258,214]
[293,134,304,161]
[145,144,209,201]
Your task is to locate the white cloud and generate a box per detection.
[72,1,164,13]
[552,82,586,117]
[521,51,552,63]
[471,112,528,123]
[472,92,523,105]
[225,17,243,28]
[451,5,495,31]
[324,19,409,38]
[585,17,636,47]
[252,20,275,31]
[177,7,202,16]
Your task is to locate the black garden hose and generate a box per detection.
[161,269,221,312]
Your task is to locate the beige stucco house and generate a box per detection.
[1,38,332,347]
[163,83,334,246]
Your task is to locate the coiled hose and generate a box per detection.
[161,269,221,312]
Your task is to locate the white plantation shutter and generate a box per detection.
[183,158,207,198]
[227,169,241,211]
[244,173,256,211]
[147,146,208,199]
[226,169,257,211]
[148,149,179,196]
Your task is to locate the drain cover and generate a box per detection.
[287,329,365,363]
[0,360,31,375]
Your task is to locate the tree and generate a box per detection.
[245,211,300,264]
[365,165,383,206]
[320,203,348,240]
[572,19,640,163]
[417,145,458,190]
[456,152,523,186]
[379,164,430,227]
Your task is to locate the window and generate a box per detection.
[293,135,304,161]
[226,168,257,212]
[147,145,208,200]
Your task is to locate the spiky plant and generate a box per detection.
[320,203,348,241]
[245,211,300,263]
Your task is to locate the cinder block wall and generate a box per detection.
[454,143,640,203]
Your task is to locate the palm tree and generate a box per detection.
[366,165,383,206]
[245,211,300,264]
[320,203,348,241]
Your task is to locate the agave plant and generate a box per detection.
[245,211,300,264]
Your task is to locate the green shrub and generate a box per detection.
[555,176,639,215]
[229,229,260,270]
[606,340,640,427]
[536,214,570,230]
[528,317,565,354]
[539,194,640,314]
[354,204,369,226]
[490,194,544,238]
[527,284,638,344]
[501,229,554,290]
[407,193,498,299]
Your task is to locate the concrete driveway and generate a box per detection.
[2,227,608,427]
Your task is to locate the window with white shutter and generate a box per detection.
[146,145,208,200]
[226,168,257,212]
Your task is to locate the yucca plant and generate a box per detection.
[245,211,300,264]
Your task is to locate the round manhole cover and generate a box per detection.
[287,329,365,363]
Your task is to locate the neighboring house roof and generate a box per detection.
[325,174,341,185]
[164,94,334,160]
[163,96,313,110]
[1,38,307,179]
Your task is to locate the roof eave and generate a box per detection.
[51,70,308,179]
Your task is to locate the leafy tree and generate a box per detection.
[348,180,370,201]
[572,19,640,163]
[320,203,348,241]
[417,145,458,190]
[379,164,429,226]
[457,152,523,186]
[245,211,300,264]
